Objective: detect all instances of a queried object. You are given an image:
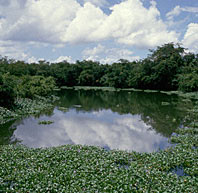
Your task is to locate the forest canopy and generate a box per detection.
[1,42,198,107]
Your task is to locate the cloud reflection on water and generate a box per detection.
[14,108,171,152]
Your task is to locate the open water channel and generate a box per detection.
[0,89,192,152]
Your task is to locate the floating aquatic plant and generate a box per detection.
[0,96,58,125]
[38,120,54,125]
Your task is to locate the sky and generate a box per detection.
[0,0,198,64]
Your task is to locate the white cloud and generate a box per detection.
[0,0,80,43]
[166,5,198,20]
[63,2,107,43]
[82,0,108,7]
[27,55,75,64]
[183,6,198,13]
[94,0,178,48]
[51,56,74,63]
[182,23,198,52]
[0,0,178,50]
[82,44,140,64]
[0,40,29,60]
[82,44,105,56]
[166,6,182,20]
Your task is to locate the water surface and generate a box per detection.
[0,89,191,152]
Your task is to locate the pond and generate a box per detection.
[0,89,192,152]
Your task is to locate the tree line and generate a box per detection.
[1,43,198,107]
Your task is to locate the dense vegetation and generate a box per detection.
[0,65,56,124]
[1,43,198,96]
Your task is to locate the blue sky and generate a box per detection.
[0,0,198,63]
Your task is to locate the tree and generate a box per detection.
[0,73,17,107]
[143,43,185,90]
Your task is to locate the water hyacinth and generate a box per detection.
[0,143,198,192]
[0,96,58,125]
[38,120,54,125]
[0,107,17,124]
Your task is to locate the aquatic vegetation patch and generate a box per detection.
[143,89,159,93]
[60,86,74,89]
[0,142,198,192]
[161,102,171,106]
[175,127,198,135]
[0,107,18,124]
[57,106,68,112]
[171,134,198,146]
[74,86,117,92]
[38,120,54,125]
[0,96,58,125]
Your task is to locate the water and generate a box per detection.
[170,166,189,177]
[0,89,192,152]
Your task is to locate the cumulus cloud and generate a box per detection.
[82,44,140,64]
[63,2,107,43]
[0,0,80,43]
[0,0,178,49]
[182,23,198,52]
[82,0,108,7]
[51,56,74,63]
[92,0,178,48]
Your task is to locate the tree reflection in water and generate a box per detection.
[1,89,193,152]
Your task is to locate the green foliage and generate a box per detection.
[0,96,58,125]
[0,95,58,125]
[130,43,185,90]
[17,75,56,98]
[178,73,198,92]
[50,62,81,87]
[177,54,198,92]
[38,120,54,125]
[0,140,198,192]
[0,73,17,108]
[1,43,198,92]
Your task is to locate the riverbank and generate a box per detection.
[62,86,198,97]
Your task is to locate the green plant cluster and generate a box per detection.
[0,107,17,124]
[38,120,54,125]
[0,73,17,108]
[0,143,197,192]
[0,73,56,108]
[1,43,198,92]
[0,96,57,125]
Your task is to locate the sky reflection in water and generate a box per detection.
[13,108,171,152]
